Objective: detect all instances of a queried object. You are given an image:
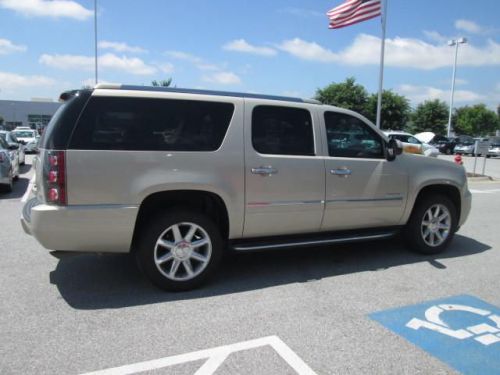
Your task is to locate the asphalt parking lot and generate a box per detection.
[1,155,500,374]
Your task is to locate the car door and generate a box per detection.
[243,100,325,237]
[320,110,408,231]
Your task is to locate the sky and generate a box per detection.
[0,0,499,109]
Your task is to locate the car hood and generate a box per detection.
[414,132,435,143]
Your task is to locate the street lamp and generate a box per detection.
[447,37,467,138]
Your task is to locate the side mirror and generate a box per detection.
[386,139,403,161]
[8,143,19,150]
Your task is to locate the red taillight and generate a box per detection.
[45,151,66,205]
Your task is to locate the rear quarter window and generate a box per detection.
[40,90,92,150]
[69,96,235,151]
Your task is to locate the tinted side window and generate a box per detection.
[40,90,92,150]
[324,112,383,158]
[69,97,235,151]
[252,106,314,156]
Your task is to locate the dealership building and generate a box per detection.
[0,99,61,131]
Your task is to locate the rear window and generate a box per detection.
[69,97,235,151]
[13,130,35,138]
[40,90,92,150]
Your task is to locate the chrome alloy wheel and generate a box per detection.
[421,204,451,247]
[154,222,212,281]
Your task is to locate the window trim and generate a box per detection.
[323,110,386,160]
[251,104,316,157]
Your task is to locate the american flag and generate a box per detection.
[327,0,382,29]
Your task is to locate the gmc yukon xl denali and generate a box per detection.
[21,85,472,291]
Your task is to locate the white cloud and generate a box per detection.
[165,51,203,64]
[277,38,337,63]
[278,7,324,18]
[202,72,241,85]
[0,71,55,89]
[223,39,277,57]
[0,0,92,20]
[166,50,224,71]
[278,34,500,69]
[158,63,174,74]
[423,30,449,44]
[39,53,157,75]
[98,41,147,54]
[0,38,27,55]
[455,19,482,34]
[398,84,484,105]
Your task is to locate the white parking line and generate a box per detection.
[80,335,318,375]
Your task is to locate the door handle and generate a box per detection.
[251,166,278,176]
[330,168,352,177]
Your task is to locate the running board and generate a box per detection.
[230,228,400,252]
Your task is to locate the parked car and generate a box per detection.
[12,129,38,154]
[384,131,423,155]
[454,141,475,156]
[0,130,25,165]
[415,132,456,155]
[384,131,439,157]
[21,85,471,291]
[488,137,500,158]
[0,135,20,192]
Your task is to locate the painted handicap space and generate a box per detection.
[370,295,500,375]
[81,336,317,375]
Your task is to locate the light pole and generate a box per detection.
[447,37,467,138]
[94,0,98,85]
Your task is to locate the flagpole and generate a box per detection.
[375,0,387,129]
[94,0,98,85]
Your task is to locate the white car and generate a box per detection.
[12,129,38,153]
[384,131,439,157]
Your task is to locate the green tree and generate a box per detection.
[315,77,369,116]
[407,99,449,134]
[365,90,410,130]
[453,104,500,136]
[152,78,172,87]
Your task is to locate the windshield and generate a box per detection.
[13,130,36,138]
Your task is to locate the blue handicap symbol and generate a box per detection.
[370,295,500,375]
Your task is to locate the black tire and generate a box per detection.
[135,210,223,291]
[446,148,451,155]
[404,194,457,254]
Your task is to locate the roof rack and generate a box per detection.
[93,84,321,105]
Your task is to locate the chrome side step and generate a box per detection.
[231,230,398,252]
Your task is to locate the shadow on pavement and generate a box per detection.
[0,177,30,200]
[49,234,491,310]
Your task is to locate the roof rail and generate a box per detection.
[93,84,321,105]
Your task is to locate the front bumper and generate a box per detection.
[21,198,139,253]
[488,149,500,156]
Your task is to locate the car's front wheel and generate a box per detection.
[136,210,223,291]
[405,194,457,254]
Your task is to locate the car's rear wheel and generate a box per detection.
[136,210,223,291]
[405,194,457,254]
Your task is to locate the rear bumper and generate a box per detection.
[21,198,139,253]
